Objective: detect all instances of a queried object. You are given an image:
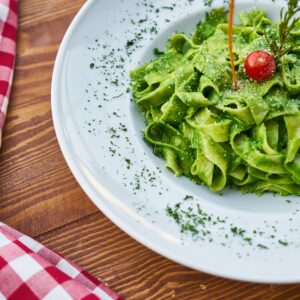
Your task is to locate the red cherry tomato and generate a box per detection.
[244,50,276,81]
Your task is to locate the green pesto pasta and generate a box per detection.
[130,8,300,196]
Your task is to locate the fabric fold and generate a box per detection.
[0,223,123,300]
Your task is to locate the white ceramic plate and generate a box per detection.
[52,0,300,283]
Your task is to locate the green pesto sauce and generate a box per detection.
[130,7,300,196]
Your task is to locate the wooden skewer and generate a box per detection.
[228,0,238,90]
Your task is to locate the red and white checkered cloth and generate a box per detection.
[0,0,17,146]
[0,2,123,300]
[0,223,124,300]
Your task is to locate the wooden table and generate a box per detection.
[1,1,300,299]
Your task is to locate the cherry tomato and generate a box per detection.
[244,50,276,81]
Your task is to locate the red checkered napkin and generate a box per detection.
[0,223,124,300]
[0,0,17,146]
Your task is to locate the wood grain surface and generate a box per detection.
[0,1,300,299]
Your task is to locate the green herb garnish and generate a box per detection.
[257,244,269,250]
[265,0,300,62]
[153,48,164,56]
[278,240,289,246]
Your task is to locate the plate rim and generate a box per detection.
[51,0,298,284]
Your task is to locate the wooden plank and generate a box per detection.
[37,212,300,300]
[0,0,97,236]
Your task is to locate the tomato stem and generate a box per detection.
[228,0,238,90]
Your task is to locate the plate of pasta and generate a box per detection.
[52,0,300,283]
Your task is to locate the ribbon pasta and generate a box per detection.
[130,8,300,195]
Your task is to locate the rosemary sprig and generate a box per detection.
[265,0,300,62]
